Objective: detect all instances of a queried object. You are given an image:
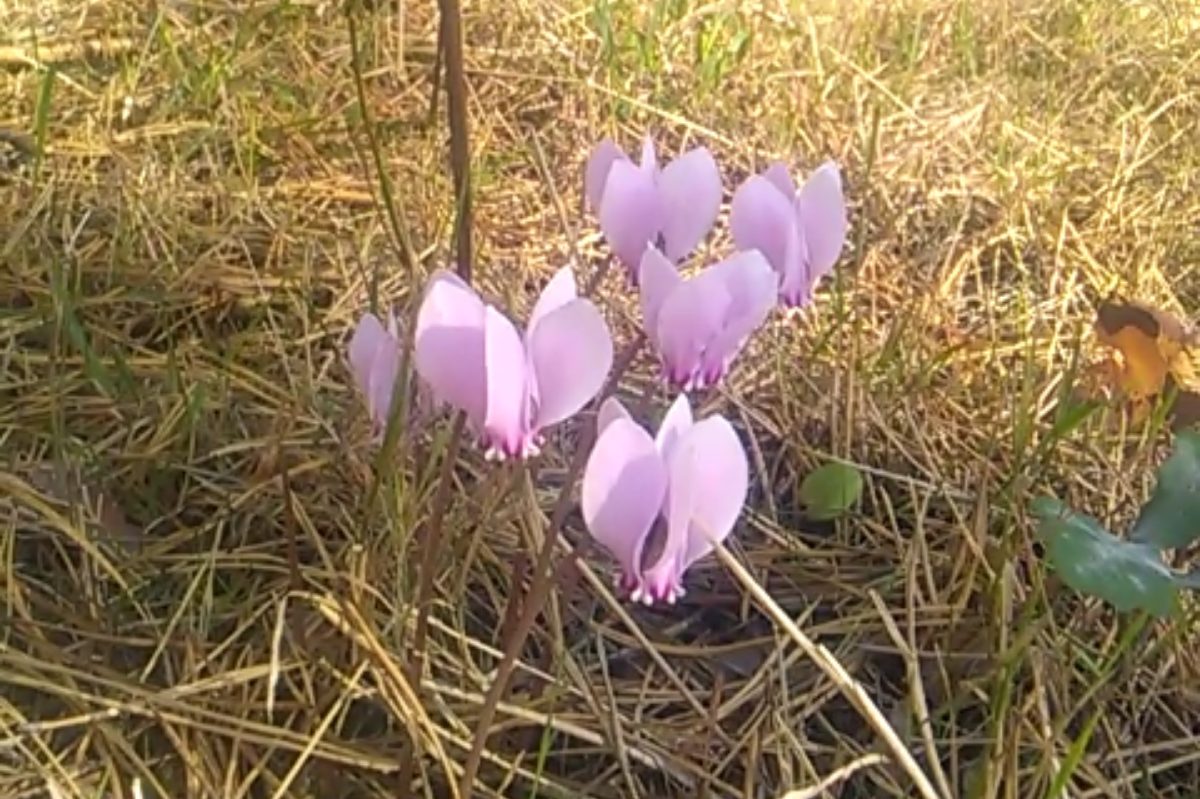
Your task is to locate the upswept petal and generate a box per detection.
[638,133,658,173]
[348,312,388,397]
[348,312,402,429]
[640,415,747,602]
[651,393,693,523]
[798,161,847,284]
[598,159,666,274]
[676,416,748,570]
[584,139,626,213]
[582,417,669,590]
[414,271,488,427]
[596,396,632,436]
[527,297,613,431]
[657,147,722,263]
[482,307,533,458]
[778,197,811,306]
[653,392,693,461]
[367,329,401,429]
[527,265,579,338]
[730,174,796,278]
[639,422,702,604]
[697,250,779,385]
[762,161,797,198]
[652,266,732,389]
[637,246,682,339]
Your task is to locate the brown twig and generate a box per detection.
[457,336,644,794]
[427,16,445,128]
[397,2,474,791]
[437,0,473,281]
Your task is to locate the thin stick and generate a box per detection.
[436,0,473,281]
[427,17,444,127]
[711,542,944,799]
[776,753,888,799]
[869,589,955,799]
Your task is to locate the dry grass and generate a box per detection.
[3,0,1200,797]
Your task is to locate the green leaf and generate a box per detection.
[799,462,864,520]
[1031,497,1179,617]
[1130,430,1200,550]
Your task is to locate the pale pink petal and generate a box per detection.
[697,250,778,386]
[581,417,669,590]
[596,396,632,436]
[640,415,747,602]
[677,416,748,571]
[798,161,847,285]
[638,133,658,173]
[414,271,488,427]
[527,298,613,431]
[762,161,797,198]
[651,392,693,523]
[367,332,401,430]
[778,196,812,307]
[653,392,693,461]
[637,429,697,605]
[652,266,732,389]
[348,312,388,398]
[527,264,579,337]
[657,147,722,263]
[637,246,682,339]
[730,174,796,277]
[348,312,403,431]
[584,139,626,213]
[483,306,534,458]
[524,265,580,418]
[598,159,665,275]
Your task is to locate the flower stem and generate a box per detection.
[457,337,643,794]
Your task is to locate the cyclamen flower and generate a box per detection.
[729,160,848,307]
[639,245,778,391]
[584,134,722,282]
[347,310,404,438]
[581,394,748,605]
[414,265,614,460]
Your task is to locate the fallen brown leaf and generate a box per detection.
[1093,297,1200,430]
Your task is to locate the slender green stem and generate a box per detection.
[346,3,419,283]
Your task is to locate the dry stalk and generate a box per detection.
[712,541,945,799]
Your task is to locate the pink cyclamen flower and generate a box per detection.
[729,160,847,307]
[413,265,614,460]
[584,134,722,282]
[582,393,748,605]
[347,310,404,438]
[638,245,778,391]
[348,310,433,441]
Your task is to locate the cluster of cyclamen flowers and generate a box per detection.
[348,134,847,605]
